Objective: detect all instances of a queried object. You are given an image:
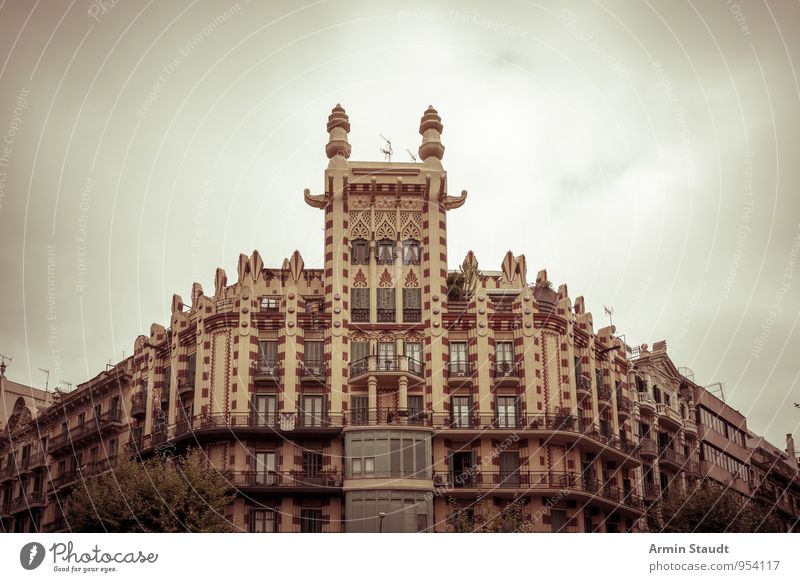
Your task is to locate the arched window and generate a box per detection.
[402,239,420,264]
[351,238,369,264]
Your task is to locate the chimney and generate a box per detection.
[787,434,798,469]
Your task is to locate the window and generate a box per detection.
[254,452,276,485]
[403,288,422,322]
[350,288,370,322]
[303,451,322,478]
[300,508,323,533]
[351,239,369,264]
[376,239,396,264]
[405,342,423,375]
[451,396,472,428]
[257,341,278,374]
[186,352,197,388]
[251,509,277,533]
[303,341,325,376]
[550,509,568,533]
[496,396,518,428]
[301,395,324,427]
[377,288,396,322]
[408,395,424,424]
[350,342,370,376]
[346,430,429,479]
[495,342,515,374]
[163,365,172,398]
[402,239,420,264]
[260,296,279,311]
[449,342,469,375]
[499,452,520,487]
[252,394,277,427]
[351,395,369,425]
[596,369,605,391]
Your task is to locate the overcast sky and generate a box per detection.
[0,0,798,448]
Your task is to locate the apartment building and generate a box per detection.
[1,106,797,533]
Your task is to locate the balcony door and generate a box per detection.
[499,452,520,487]
[495,342,514,373]
[449,342,468,375]
[301,395,324,427]
[253,394,277,427]
[378,342,396,371]
[254,451,276,486]
[451,396,471,428]
[496,395,518,428]
[405,342,422,374]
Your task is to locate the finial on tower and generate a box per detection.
[326,103,351,159]
[418,105,444,163]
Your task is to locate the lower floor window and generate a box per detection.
[251,509,277,533]
[300,508,323,533]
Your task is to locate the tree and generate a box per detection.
[67,448,236,532]
[446,497,535,533]
[648,479,782,533]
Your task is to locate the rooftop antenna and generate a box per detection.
[38,368,50,392]
[603,305,614,327]
[406,148,417,162]
[704,381,725,402]
[57,380,73,393]
[379,134,393,161]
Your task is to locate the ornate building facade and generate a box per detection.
[1,106,798,533]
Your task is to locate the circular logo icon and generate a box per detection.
[20,542,46,570]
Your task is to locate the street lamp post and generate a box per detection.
[378,512,386,533]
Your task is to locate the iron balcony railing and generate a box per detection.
[48,409,124,452]
[176,374,195,398]
[494,361,519,377]
[301,360,327,380]
[348,356,424,380]
[376,309,395,322]
[638,438,658,457]
[350,308,369,322]
[10,491,47,512]
[576,374,592,391]
[616,396,632,415]
[229,470,343,489]
[254,360,280,378]
[433,470,643,511]
[403,308,422,323]
[130,391,147,416]
[447,361,473,377]
[597,387,612,402]
[658,447,686,467]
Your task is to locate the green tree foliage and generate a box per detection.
[446,497,535,533]
[67,449,236,532]
[648,479,782,533]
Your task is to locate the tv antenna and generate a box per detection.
[57,380,73,393]
[603,305,614,327]
[38,368,50,391]
[406,149,417,162]
[379,134,393,161]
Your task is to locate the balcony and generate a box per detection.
[346,407,431,427]
[446,361,473,384]
[658,447,686,470]
[636,392,656,414]
[301,360,327,382]
[0,463,17,482]
[638,438,658,459]
[176,374,195,399]
[683,460,701,477]
[50,470,79,490]
[682,417,698,435]
[642,484,659,502]
[0,501,10,517]
[403,308,421,323]
[130,391,147,418]
[597,386,612,403]
[10,491,47,513]
[23,452,46,472]
[617,396,632,419]
[48,409,125,454]
[433,470,643,513]
[376,309,395,323]
[350,308,369,322]
[576,375,592,398]
[254,360,280,382]
[656,403,682,429]
[230,470,342,493]
[348,356,424,383]
[493,361,520,385]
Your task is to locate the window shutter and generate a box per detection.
[351,288,369,309]
[403,288,421,309]
[377,288,395,310]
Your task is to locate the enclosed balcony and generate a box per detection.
[638,437,658,459]
[130,391,147,418]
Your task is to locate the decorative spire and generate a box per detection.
[325,103,351,159]
[418,105,444,162]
